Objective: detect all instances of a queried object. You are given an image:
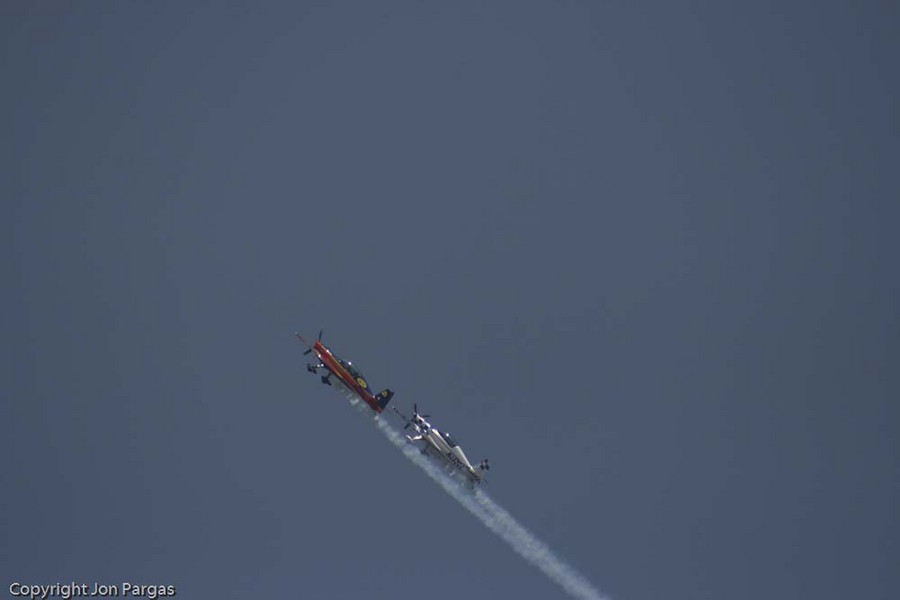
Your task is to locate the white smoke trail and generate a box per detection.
[369,413,610,600]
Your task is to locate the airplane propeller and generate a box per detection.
[394,405,430,430]
[301,330,324,355]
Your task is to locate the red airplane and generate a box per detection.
[296,331,394,413]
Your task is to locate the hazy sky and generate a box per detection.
[4,2,898,599]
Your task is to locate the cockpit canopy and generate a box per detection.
[443,432,459,448]
[335,355,370,391]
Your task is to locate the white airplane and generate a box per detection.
[394,404,490,485]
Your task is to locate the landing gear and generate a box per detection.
[306,363,317,374]
[321,374,332,386]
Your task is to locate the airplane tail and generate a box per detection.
[376,388,394,410]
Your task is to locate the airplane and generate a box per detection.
[296,331,394,414]
[393,403,490,485]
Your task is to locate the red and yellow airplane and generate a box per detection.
[296,331,394,413]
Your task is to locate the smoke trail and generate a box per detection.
[370,414,610,600]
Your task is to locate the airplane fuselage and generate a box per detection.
[415,428,482,484]
[308,340,388,413]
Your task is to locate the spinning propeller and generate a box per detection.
[393,403,430,430]
[302,330,323,355]
[411,403,431,429]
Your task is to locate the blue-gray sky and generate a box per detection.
[4,2,898,599]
